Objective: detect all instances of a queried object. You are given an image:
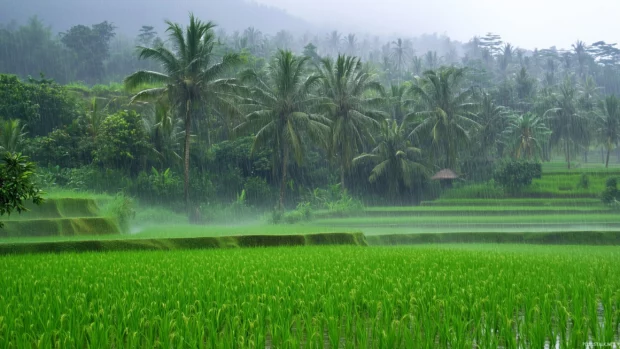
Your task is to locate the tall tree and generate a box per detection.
[572,40,589,79]
[548,78,589,169]
[502,112,551,160]
[391,38,410,83]
[344,34,357,56]
[410,67,479,170]
[137,26,157,46]
[596,96,620,167]
[385,83,416,125]
[60,21,116,83]
[317,55,385,191]
[474,93,509,158]
[124,14,240,213]
[354,119,427,199]
[235,50,330,209]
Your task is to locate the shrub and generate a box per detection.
[602,176,620,205]
[269,209,284,224]
[493,161,542,192]
[244,177,272,207]
[577,173,590,189]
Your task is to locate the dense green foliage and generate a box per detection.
[493,161,542,191]
[0,153,43,227]
[1,245,619,347]
[3,14,620,215]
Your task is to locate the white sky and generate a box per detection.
[253,0,619,49]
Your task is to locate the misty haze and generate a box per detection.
[1,1,620,348]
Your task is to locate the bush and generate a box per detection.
[273,202,314,225]
[493,161,542,192]
[325,191,364,217]
[602,176,620,205]
[577,173,590,189]
[128,168,183,204]
[269,209,283,224]
[244,177,272,207]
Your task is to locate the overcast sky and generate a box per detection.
[253,0,619,49]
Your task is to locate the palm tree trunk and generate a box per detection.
[340,164,346,192]
[279,147,289,210]
[606,146,611,168]
[566,139,571,169]
[184,100,192,215]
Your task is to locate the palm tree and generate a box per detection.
[499,43,514,73]
[474,93,509,158]
[596,96,620,168]
[411,56,424,76]
[83,97,112,141]
[344,34,357,56]
[141,98,184,168]
[327,31,341,57]
[572,40,589,80]
[391,38,410,83]
[235,50,330,209]
[124,14,241,213]
[548,78,590,169]
[409,67,479,170]
[424,51,439,70]
[502,113,551,160]
[316,54,386,191]
[0,119,27,153]
[385,83,416,125]
[354,119,427,199]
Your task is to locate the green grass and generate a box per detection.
[1,245,618,347]
[542,160,620,173]
[422,198,603,206]
[313,214,620,226]
[364,205,608,212]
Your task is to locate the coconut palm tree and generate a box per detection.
[502,112,551,160]
[327,31,341,57]
[411,56,424,76]
[344,33,357,56]
[124,14,241,213]
[235,50,330,209]
[547,78,590,169]
[572,40,589,80]
[141,98,184,168]
[83,97,112,141]
[596,96,620,168]
[385,83,416,125]
[391,38,410,83]
[316,54,386,191]
[354,119,427,199]
[0,119,27,153]
[409,67,479,170]
[474,93,509,158]
[424,51,439,70]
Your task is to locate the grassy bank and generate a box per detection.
[0,232,366,255]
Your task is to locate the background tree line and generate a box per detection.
[2,15,620,215]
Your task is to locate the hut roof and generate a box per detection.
[431,169,459,180]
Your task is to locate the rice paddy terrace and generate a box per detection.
[0,197,121,238]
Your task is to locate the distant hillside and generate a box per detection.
[0,0,313,36]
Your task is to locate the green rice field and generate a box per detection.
[1,245,618,348]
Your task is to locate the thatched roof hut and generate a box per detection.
[431,169,459,188]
